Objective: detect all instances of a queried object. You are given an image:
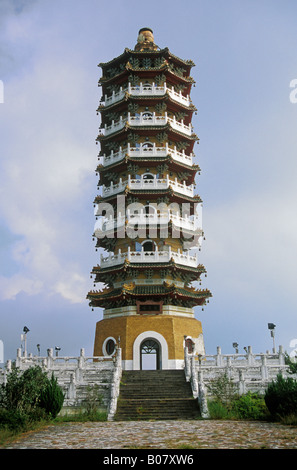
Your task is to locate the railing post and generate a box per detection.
[278,345,285,365]
[47,348,53,369]
[108,347,122,421]
[68,373,76,400]
[184,347,191,382]
[16,348,22,368]
[191,355,198,397]
[78,348,85,369]
[216,346,222,366]
[247,346,254,366]
[261,355,268,380]
[238,370,246,395]
[197,369,210,418]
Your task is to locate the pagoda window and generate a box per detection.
[143,81,152,91]
[142,111,153,120]
[142,142,153,149]
[142,173,154,180]
[142,240,156,252]
[106,339,116,355]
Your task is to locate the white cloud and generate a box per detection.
[0,9,96,303]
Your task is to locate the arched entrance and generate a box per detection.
[132,331,169,370]
[140,338,161,370]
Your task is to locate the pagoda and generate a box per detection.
[87,28,212,370]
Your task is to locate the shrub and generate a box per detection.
[0,366,49,416]
[82,385,103,419]
[207,372,237,410]
[39,373,65,419]
[0,365,64,431]
[264,374,297,418]
[231,392,269,420]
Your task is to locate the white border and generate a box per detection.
[132,330,169,370]
[102,336,117,356]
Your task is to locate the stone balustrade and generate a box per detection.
[100,144,193,167]
[102,112,193,138]
[0,347,122,420]
[1,344,295,420]
[94,212,202,236]
[101,174,194,198]
[184,345,295,417]
[103,83,191,108]
[100,247,198,269]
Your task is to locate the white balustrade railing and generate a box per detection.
[101,144,193,167]
[128,82,166,97]
[102,113,193,137]
[103,83,191,108]
[102,175,194,198]
[167,115,193,136]
[104,116,125,136]
[100,247,198,268]
[184,345,295,400]
[2,347,122,421]
[104,87,126,106]
[128,111,167,126]
[94,211,202,236]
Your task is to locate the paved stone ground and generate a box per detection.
[3,420,297,449]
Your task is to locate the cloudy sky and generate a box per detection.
[0,0,297,363]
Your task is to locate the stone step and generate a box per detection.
[114,370,201,421]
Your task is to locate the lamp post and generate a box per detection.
[37,344,40,356]
[232,342,239,354]
[55,346,61,357]
[268,323,276,353]
[22,326,30,357]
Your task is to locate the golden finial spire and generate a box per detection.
[134,27,158,51]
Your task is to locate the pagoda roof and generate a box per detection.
[98,47,195,69]
[87,281,211,308]
[92,261,206,277]
[88,283,210,298]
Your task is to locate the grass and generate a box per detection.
[0,419,51,447]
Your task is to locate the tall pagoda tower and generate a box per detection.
[87,28,212,370]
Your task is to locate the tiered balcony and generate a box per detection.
[101,143,193,167]
[101,175,194,198]
[100,246,198,269]
[102,112,193,137]
[103,83,191,108]
[94,210,202,235]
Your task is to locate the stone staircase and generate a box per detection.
[114,370,200,421]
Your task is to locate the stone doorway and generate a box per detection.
[140,338,161,370]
